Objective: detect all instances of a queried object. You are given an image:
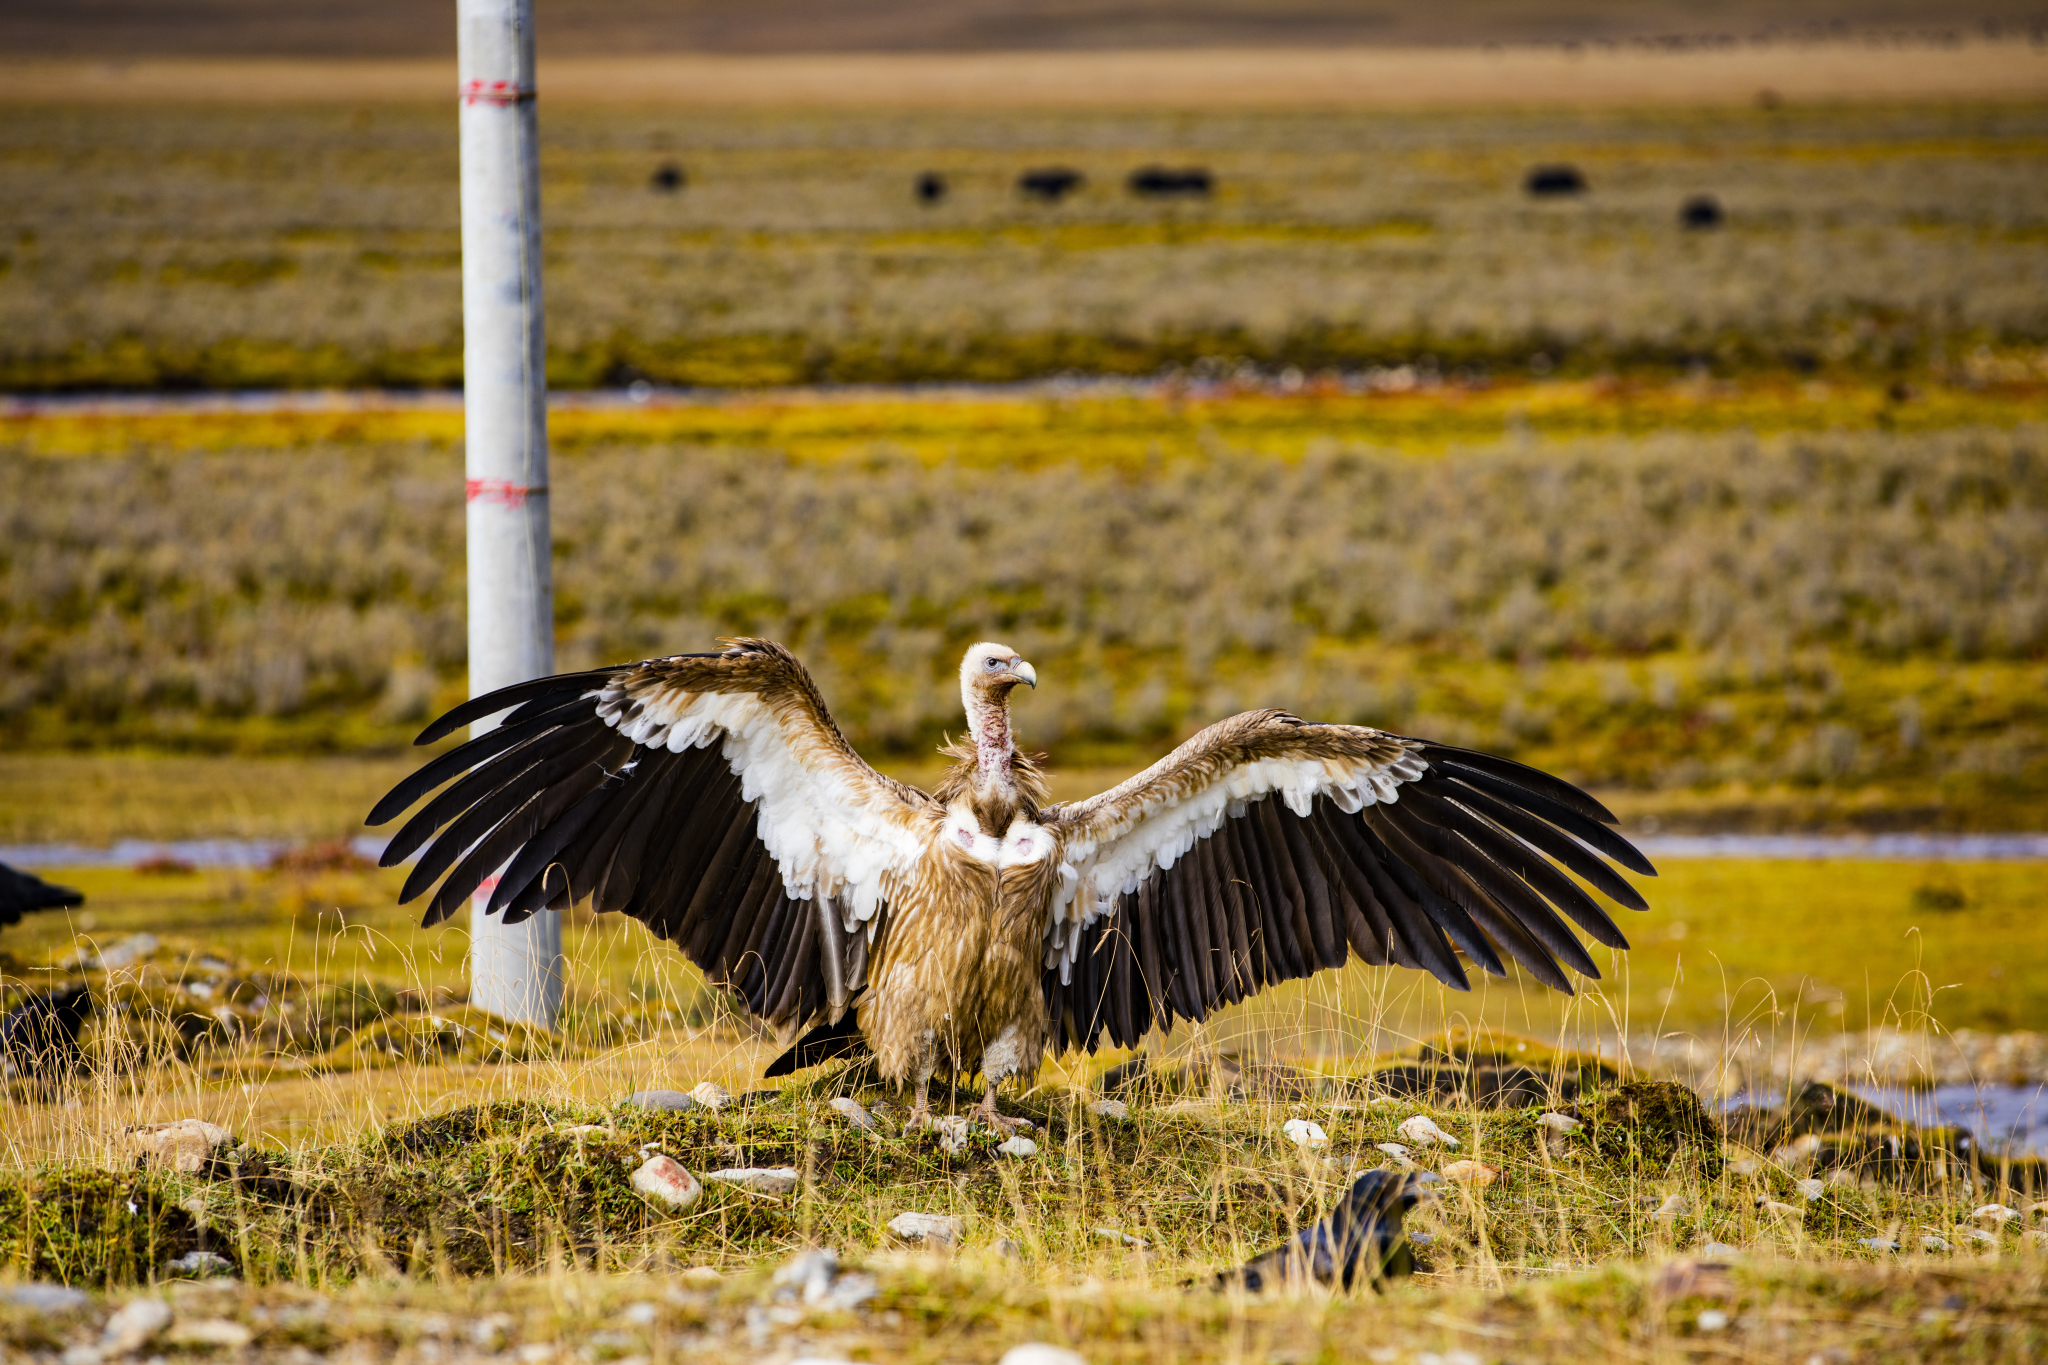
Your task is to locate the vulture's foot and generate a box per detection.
[903,1104,934,1132]
[971,1091,1033,1133]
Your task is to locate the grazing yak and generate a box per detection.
[371,640,1654,1128]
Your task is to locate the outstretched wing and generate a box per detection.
[1043,709,1654,1051]
[367,639,932,1030]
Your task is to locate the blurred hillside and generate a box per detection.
[6,0,2044,59]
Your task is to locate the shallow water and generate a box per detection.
[1850,1083,2048,1159]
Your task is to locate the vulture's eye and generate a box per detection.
[984,656,1002,670]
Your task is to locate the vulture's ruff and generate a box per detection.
[369,639,1654,1128]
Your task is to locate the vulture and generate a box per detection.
[1,861,85,932]
[369,639,1654,1129]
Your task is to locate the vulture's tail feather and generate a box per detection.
[765,1015,868,1077]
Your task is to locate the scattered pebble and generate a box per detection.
[87,934,159,972]
[1651,1194,1689,1219]
[1397,1116,1459,1148]
[1281,1118,1328,1148]
[679,1266,722,1287]
[620,1301,658,1327]
[888,1212,964,1248]
[1700,1241,1743,1258]
[4,1283,89,1314]
[165,1319,254,1349]
[1695,1309,1729,1332]
[934,1115,971,1154]
[1794,1178,1825,1201]
[630,1154,702,1210]
[1728,1157,1760,1177]
[1964,1228,2001,1247]
[1973,1203,2019,1226]
[1757,1198,1803,1220]
[1087,1099,1129,1121]
[559,1124,609,1139]
[101,1297,173,1355]
[1375,1142,1414,1166]
[1771,1134,1823,1169]
[997,1135,1040,1158]
[165,1250,235,1278]
[1859,1237,1902,1253]
[772,1248,841,1302]
[1091,1227,1146,1248]
[999,1346,1090,1365]
[995,1237,1025,1260]
[689,1081,733,1111]
[2029,1201,2048,1221]
[827,1096,874,1130]
[1921,1235,1952,1253]
[1440,1160,1502,1186]
[1536,1112,1581,1134]
[624,1090,699,1113]
[126,1119,233,1174]
[469,1315,511,1350]
[703,1166,800,1196]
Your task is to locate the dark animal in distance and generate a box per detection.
[1018,167,1084,201]
[1,985,94,1093]
[370,638,1656,1130]
[1681,193,1725,229]
[1221,1169,1435,1292]
[650,162,686,193]
[1128,165,1214,197]
[1524,164,1588,196]
[915,172,947,204]
[1,861,84,932]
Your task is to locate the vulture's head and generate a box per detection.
[959,641,1036,712]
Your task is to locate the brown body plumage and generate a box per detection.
[371,637,1657,1128]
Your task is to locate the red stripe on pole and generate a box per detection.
[461,79,535,105]
[466,478,548,506]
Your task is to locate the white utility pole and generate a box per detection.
[458,0,561,1027]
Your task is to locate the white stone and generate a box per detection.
[624,1090,699,1112]
[1397,1116,1459,1148]
[827,1097,874,1130]
[1440,1160,1502,1186]
[1375,1142,1413,1165]
[1087,1099,1128,1120]
[4,1283,89,1313]
[1091,1227,1145,1247]
[772,1248,840,1303]
[997,1135,1039,1157]
[934,1115,971,1154]
[1536,1112,1581,1134]
[630,1154,702,1210]
[620,1302,659,1327]
[689,1081,734,1111]
[101,1297,172,1355]
[1282,1119,1328,1148]
[1965,1228,2001,1247]
[126,1119,233,1174]
[1794,1178,1825,1201]
[1859,1237,1902,1253]
[888,1212,964,1247]
[1651,1194,1688,1219]
[1921,1235,1951,1253]
[999,1346,1090,1365]
[90,934,159,971]
[1700,1242,1744,1259]
[1757,1199,1803,1220]
[704,1166,800,1196]
[165,1319,254,1349]
[1973,1203,2020,1226]
[165,1250,235,1278]
[1695,1309,1729,1332]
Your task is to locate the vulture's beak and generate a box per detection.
[1012,660,1037,688]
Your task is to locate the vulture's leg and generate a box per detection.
[905,1075,934,1130]
[970,1079,1031,1132]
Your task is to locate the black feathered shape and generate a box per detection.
[1045,736,1655,1055]
[1220,1169,1434,1292]
[0,862,85,929]
[1,984,94,1091]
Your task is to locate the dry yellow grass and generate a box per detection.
[2,38,2044,108]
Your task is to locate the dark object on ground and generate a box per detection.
[1018,167,1084,201]
[767,1013,867,1076]
[1,861,84,929]
[915,171,947,203]
[1578,1079,1725,1175]
[1525,164,1587,196]
[1,985,94,1090]
[1221,1169,1433,1292]
[650,162,685,192]
[1128,165,1214,196]
[1680,193,1724,228]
